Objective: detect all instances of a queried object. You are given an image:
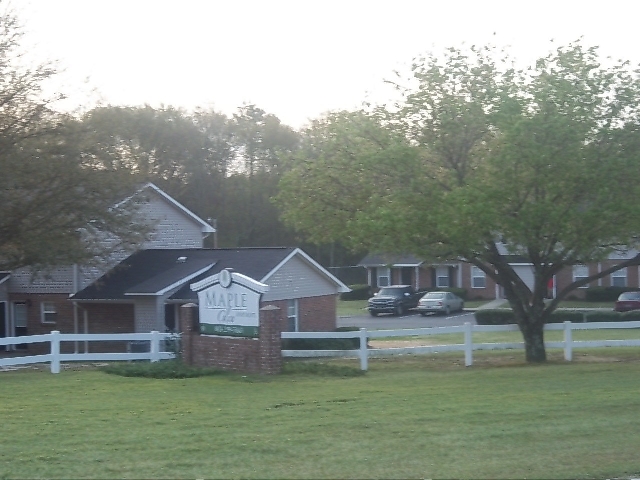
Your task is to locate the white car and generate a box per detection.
[416,291,464,316]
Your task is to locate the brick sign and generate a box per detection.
[190,269,269,338]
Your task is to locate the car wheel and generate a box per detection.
[460,302,464,312]
[369,311,378,317]
[445,306,451,316]
[420,312,427,317]
[394,305,404,316]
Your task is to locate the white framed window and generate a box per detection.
[573,265,589,288]
[612,268,627,287]
[377,267,390,287]
[287,299,299,332]
[41,302,57,324]
[471,266,486,288]
[436,267,449,288]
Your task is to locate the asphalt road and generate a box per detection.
[337,309,477,329]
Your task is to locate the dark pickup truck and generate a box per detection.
[367,285,425,316]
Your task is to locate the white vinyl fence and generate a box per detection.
[0,331,176,373]
[282,321,640,371]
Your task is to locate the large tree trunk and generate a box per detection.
[520,320,547,363]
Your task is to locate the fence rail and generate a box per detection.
[0,331,176,373]
[282,321,640,370]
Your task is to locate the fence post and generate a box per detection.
[150,331,160,363]
[50,331,61,374]
[358,328,368,371]
[564,321,573,361]
[464,322,473,366]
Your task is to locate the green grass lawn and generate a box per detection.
[2,354,640,479]
[337,298,614,316]
[369,328,640,346]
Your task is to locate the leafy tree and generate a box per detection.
[0,8,147,271]
[77,103,303,249]
[79,104,233,237]
[278,43,640,362]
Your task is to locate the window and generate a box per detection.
[287,299,298,332]
[41,302,57,324]
[377,267,390,287]
[471,267,486,288]
[573,265,589,288]
[436,267,449,288]
[612,268,627,287]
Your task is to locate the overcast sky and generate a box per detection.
[15,0,640,128]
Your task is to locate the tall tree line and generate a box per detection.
[71,103,362,267]
[74,103,297,248]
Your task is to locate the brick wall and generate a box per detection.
[77,303,135,353]
[269,294,337,332]
[78,303,135,334]
[458,264,498,300]
[181,303,283,374]
[9,294,75,336]
[8,294,76,354]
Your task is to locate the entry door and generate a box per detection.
[164,304,176,332]
[401,268,412,286]
[13,302,28,350]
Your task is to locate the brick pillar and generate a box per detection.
[180,303,198,365]
[259,305,283,375]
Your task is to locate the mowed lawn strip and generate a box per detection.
[369,328,640,347]
[1,356,640,479]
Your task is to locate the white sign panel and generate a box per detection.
[190,269,269,338]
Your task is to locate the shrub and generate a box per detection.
[583,310,623,322]
[340,284,372,301]
[100,360,223,378]
[547,310,585,324]
[282,327,361,351]
[621,310,640,321]
[335,327,362,348]
[475,309,515,325]
[584,309,640,322]
[584,286,636,302]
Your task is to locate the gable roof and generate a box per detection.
[117,182,215,235]
[71,247,348,302]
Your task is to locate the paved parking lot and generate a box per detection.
[337,310,476,329]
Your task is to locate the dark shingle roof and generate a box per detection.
[71,248,296,301]
[357,253,424,267]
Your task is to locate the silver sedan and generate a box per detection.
[416,291,464,316]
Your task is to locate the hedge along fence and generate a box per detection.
[281,327,362,350]
[584,286,640,302]
[475,308,640,325]
[281,321,640,370]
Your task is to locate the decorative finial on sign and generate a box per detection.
[219,268,232,288]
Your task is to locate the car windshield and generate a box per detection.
[378,287,407,296]
[423,292,445,299]
[618,292,640,301]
